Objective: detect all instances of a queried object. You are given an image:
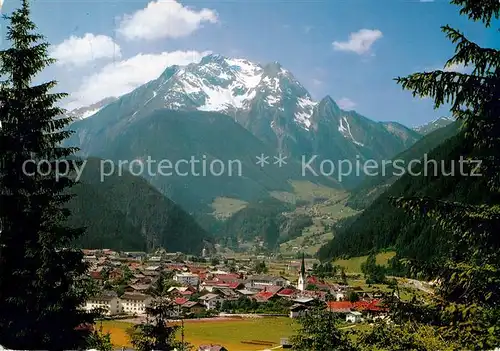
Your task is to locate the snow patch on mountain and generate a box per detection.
[294,96,317,130]
[413,116,454,135]
[80,108,103,119]
[338,116,364,146]
[144,91,157,106]
[64,97,117,120]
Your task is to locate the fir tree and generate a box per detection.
[355,1,500,350]
[290,307,355,351]
[127,298,192,351]
[0,1,97,349]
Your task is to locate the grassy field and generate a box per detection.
[211,181,343,219]
[271,180,346,204]
[333,251,396,273]
[101,317,298,351]
[210,197,249,219]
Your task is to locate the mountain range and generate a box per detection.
[413,116,455,135]
[70,55,421,165]
[72,54,420,160]
[64,54,422,212]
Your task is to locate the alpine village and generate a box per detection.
[0,0,498,350]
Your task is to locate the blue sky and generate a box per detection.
[0,0,498,127]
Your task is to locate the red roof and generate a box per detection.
[355,300,386,312]
[89,271,102,279]
[307,276,319,284]
[326,301,353,312]
[307,276,331,288]
[174,297,188,305]
[180,290,193,295]
[277,288,296,296]
[254,291,275,301]
[326,299,386,312]
[202,281,241,289]
[215,274,240,282]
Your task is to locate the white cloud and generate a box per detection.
[337,97,357,110]
[333,29,383,55]
[443,62,470,73]
[65,50,211,109]
[117,0,218,41]
[311,79,323,86]
[420,0,435,2]
[50,33,121,67]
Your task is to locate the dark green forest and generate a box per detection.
[220,197,313,249]
[318,130,499,267]
[67,158,212,253]
[346,121,461,209]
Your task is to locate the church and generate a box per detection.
[297,253,306,292]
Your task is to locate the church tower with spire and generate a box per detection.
[297,253,306,291]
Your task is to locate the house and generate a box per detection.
[277,288,296,299]
[247,275,289,287]
[289,304,309,318]
[84,291,120,316]
[252,288,281,303]
[168,286,197,294]
[326,300,387,317]
[201,281,244,292]
[291,297,316,305]
[182,301,206,315]
[333,291,346,301]
[236,289,257,297]
[108,269,123,281]
[120,293,153,315]
[172,297,188,316]
[124,284,150,293]
[89,270,104,283]
[326,301,355,314]
[346,311,363,323]
[174,272,200,286]
[213,273,241,283]
[199,293,225,310]
[197,344,228,351]
[213,287,240,300]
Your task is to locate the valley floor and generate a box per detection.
[101,317,298,351]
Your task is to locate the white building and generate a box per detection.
[289,304,308,318]
[84,291,121,316]
[297,253,306,292]
[334,291,345,301]
[199,293,225,310]
[173,272,199,286]
[346,311,363,323]
[120,293,153,315]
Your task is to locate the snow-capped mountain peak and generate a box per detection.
[115,53,319,132]
[72,53,420,158]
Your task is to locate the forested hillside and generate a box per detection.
[317,130,499,263]
[220,197,313,249]
[347,121,460,209]
[67,158,212,253]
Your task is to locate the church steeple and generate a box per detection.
[297,252,306,291]
[300,253,305,276]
